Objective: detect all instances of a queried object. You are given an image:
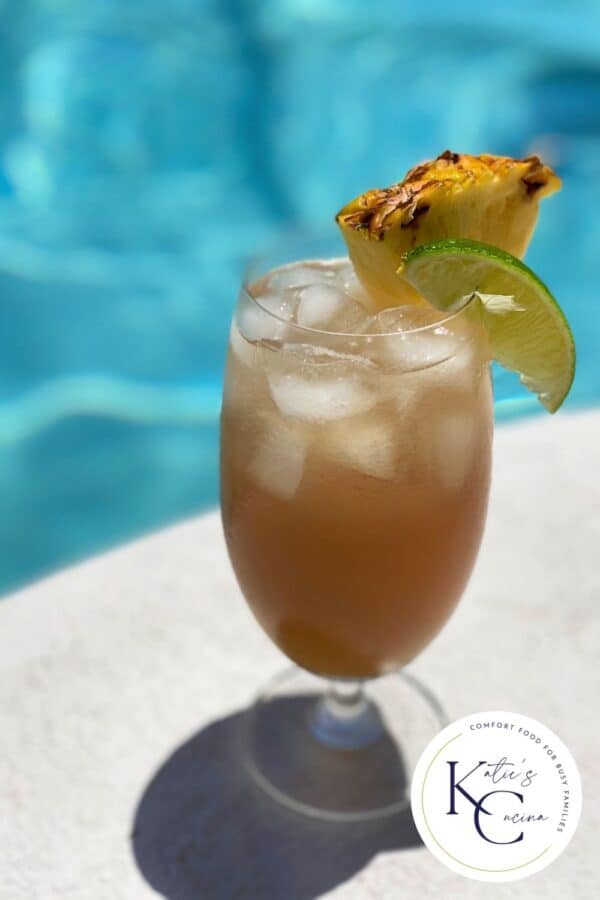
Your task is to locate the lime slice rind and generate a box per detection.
[398,238,575,413]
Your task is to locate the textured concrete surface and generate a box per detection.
[1,411,599,899]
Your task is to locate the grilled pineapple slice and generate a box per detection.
[336,150,561,308]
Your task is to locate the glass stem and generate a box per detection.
[310,679,384,750]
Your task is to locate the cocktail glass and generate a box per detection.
[220,236,493,820]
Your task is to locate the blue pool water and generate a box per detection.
[1,1,600,594]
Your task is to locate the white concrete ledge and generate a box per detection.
[1,411,599,898]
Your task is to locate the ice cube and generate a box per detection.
[369,306,440,334]
[296,283,345,328]
[268,371,376,422]
[236,290,296,343]
[335,259,372,308]
[323,417,398,479]
[296,283,369,333]
[368,307,468,372]
[248,419,309,500]
[266,262,336,292]
[258,291,297,320]
[433,410,477,491]
[282,343,375,368]
[391,328,460,370]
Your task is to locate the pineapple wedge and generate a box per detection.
[336,150,561,308]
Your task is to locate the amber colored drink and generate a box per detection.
[220,260,492,679]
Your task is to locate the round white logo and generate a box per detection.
[410,710,581,882]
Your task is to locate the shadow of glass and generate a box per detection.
[248,694,410,817]
[132,705,423,899]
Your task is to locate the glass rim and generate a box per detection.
[241,256,478,339]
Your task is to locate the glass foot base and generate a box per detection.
[245,666,447,822]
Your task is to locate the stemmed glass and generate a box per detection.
[220,235,492,820]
